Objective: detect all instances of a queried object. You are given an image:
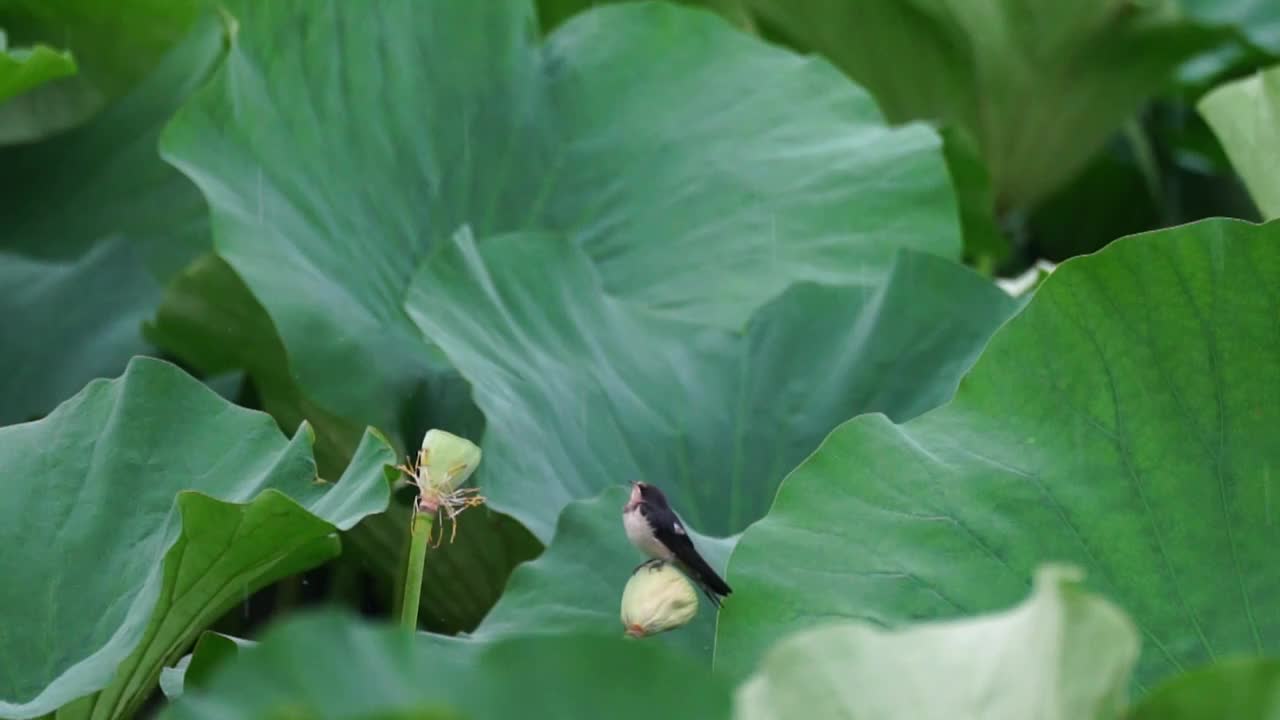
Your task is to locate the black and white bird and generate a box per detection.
[622,481,732,606]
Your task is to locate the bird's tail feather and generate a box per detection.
[679,554,732,605]
[698,579,725,607]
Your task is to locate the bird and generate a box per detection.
[622,481,732,607]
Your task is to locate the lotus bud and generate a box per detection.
[417,429,481,493]
[621,561,698,638]
[396,430,486,544]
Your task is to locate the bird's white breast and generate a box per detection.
[623,508,673,560]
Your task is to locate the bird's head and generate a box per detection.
[624,481,644,511]
[626,481,670,511]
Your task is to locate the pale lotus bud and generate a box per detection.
[397,431,486,543]
[621,561,698,638]
[418,429,481,493]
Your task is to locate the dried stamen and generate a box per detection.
[396,445,486,546]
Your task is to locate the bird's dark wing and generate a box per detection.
[647,506,733,602]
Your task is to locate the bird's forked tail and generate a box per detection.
[679,553,731,607]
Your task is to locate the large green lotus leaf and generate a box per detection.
[0,357,396,719]
[0,31,76,104]
[736,566,1138,720]
[0,11,221,274]
[1130,658,1280,719]
[163,612,732,720]
[0,15,223,427]
[1200,64,1280,220]
[471,488,737,659]
[408,231,1017,540]
[716,218,1280,689]
[745,0,1220,209]
[0,0,201,143]
[160,0,959,446]
[0,239,157,425]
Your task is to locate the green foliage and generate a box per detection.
[0,13,224,425]
[144,253,365,474]
[158,632,252,700]
[408,231,1015,539]
[161,612,733,720]
[1201,64,1280,219]
[742,0,1222,209]
[941,126,1010,268]
[347,502,541,635]
[158,0,960,454]
[717,218,1280,686]
[0,358,395,718]
[1180,0,1280,60]
[1130,658,1280,719]
[0,11,220,272]
[2,0,1279,717]
[0,0,203,143]
[0,31,75,105]
[0,239,157,425]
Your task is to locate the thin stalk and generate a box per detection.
[1123,116,1165,219]
[399,510,433,631]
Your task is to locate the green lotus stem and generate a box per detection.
[399,510,433,631]
[395,429,483,631]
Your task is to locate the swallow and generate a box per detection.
[622,481,732,606]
